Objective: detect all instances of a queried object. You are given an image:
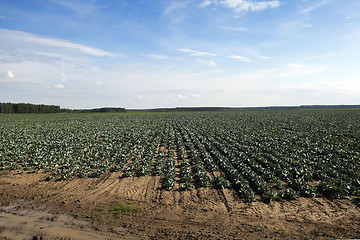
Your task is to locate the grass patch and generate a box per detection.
[91,212,104,222]
[108,202,139,218]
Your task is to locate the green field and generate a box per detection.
[1,110,359,201]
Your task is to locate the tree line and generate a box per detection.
[2,102,359,114]
[0,102,71,114]
[0,103,126,114]
[74,107,126,113]
[129,105,360,112]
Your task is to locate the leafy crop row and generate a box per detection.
[0,110,359,201]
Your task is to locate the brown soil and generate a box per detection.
[0,171,359,239]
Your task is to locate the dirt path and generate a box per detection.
[1,171,360,239]
[0,199,131,240]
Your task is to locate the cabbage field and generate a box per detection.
[1,110,359,201]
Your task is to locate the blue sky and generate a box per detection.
[0,0,359,109]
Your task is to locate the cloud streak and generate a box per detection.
[301,0,333,14]
[200,0,281,13]
[141,54,169,60]
[177,48,218,56]
[229,55,252,62]
[0,29,114,57]
[54,84,65,89]
[198,59,217,67]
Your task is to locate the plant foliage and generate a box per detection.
[1,110,359,201]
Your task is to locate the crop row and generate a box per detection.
[0,110,359,201]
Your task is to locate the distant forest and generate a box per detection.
[74,107,126,113]
[0,102,125,114]
[0,102,71,114]
[1,102,360,114]
[130,105,360,112]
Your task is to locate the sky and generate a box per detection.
[0,0,360,109]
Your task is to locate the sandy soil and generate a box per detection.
[0,170,359,239]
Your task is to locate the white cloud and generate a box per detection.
[142,54,169,60]
[0,15,10,19]
[173,93,202,101]
[177,94,188,100]
[198,59,217,67]
[0,71,16,81]
[0,29,114,57]
[199,0,212,8]
[203,0,281,13]
[6,71,15,79]
[34,37,113,57]
[178,48,218,56]
[137,95,144,99]
[54,84,65,89]
[221,0,281,12]
[0,70,41,83]
[229,55,252,62]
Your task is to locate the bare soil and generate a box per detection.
[0,171,359,239]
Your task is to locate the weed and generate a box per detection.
[73,211,88,218]
[91,212,104,221]
[108,202,139,218]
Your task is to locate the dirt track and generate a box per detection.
[1,170,360,239]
